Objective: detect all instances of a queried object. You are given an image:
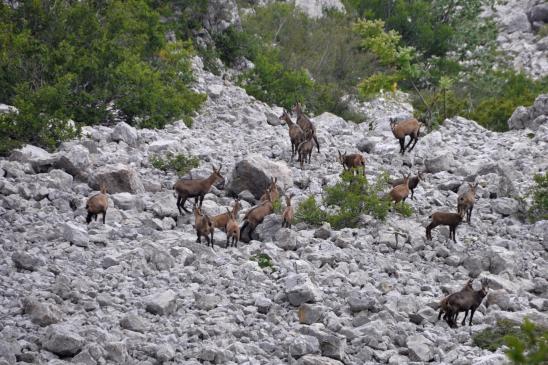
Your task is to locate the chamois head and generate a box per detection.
[279,109,292,124]
[291,102,303,116]
[100,183,107,195]
[469,182,479,193]
[211,164,225,190]
[337,150,346,168]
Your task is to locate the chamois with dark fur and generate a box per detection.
[426,210,465,242]
[388,174,410,204]
[389,117,422,155]
[86,184,108,224]
[260,177,279,203]
[281,194,294,228]
[444,279,489,328]
[391,171,423,199]
[241,188,274,241]
[279,110,305,160]
[437,279,474,323]
[338,150,366,176]
[193,204,214,247]
[292,102,320,153]
[457,182,478,224]
[211,198,241,231]
[174,165,224,214]
[225,208,240,248]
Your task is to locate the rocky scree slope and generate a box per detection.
[0,57,547,365]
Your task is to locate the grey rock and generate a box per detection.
[22,297,62,326]
[285,273,323,306]
[104,341,129,364]
[301,325,346,361]
[45,169,73,190]
[101,255,120,269]
[297,355,344,365]
[204,0,241,34]
[294,0,345,19]
[508,105,530,130]
[88,163,145,194]
[42,323,84,357]
[357,137,381,153]
[347,292,377,313]
[152,192,179,218]
[254,295,272,314]
[144,243,174,271]
[463,255,490,277]
[145,290,177,315]
[528,4,548,23]
[120,313,147,333]
[63,222,90,247]
[0,340,19,365]
[255,214,283,242]
[314,223,332,239]
[473,353,509,365]
[9,144,52,164]
[298,303,327,324]
[156,344,175,363]
[425,152,454,173]
[194,292,220,310]
[227,154,292,199]
[289,335,320,358]
[492,197,519,216]
[12,251,43,271]
[111,192,144,211]
[111,122,138,146]
[274,228,297,250]
[56,145,90,177]
[406,334,433,362]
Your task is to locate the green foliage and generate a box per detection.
[213,26,259,66]
[295,171,392,229]
[504,318,548,364]
[473,319,525,352]
[149,152,200,176]
[0,0,205,154]
[537,24,548,38]
[271,198,282,214]
[527,172,548,222]
[251,253,275,270]
[394,201,413,217]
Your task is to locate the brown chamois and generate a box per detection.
[457,182,478,224]
[444,279,489,328]
[338,150,366,176]
[391,171,424,200]
[292,102,320,153]
[437,279,474,323]
[279,110,306,161]
[426,210,465,243]
[86,184,108,224]
[281,194,294,228]
[173,165,225,214]
[241,187,274,238]
[193,204,214,247]
[388,174,410,204]
[225,208,240,248]
[297,131,315,169]
[389,117,422,155]
[260,177,279,203]
[211,198,241,231]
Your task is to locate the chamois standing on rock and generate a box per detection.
[437,279,474,324]
[225,208,240,248]
[426,210,465,243]
[457,182,479,224]
[292,102,320,153]
[174,165,224,214]
[279,110,305,161]
[211,199,241,231]
[338,150,366,176]
[193,204,214,247]
[86,184,108,224]
[281,194,294,228]
[390,117,422,155]
[444,279,489,328]
[260,177,279,203]
[388,174,410,204]
[297,131,315,169]
[241,187,274,242]
[391,171,423,200]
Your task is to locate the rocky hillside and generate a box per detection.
[0,57,547,365]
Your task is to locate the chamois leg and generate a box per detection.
[398,138,405,154]
[426,222,438,240]
[467,206,473,224]
[176,196,182,215]
[404,135,415,150]
[86,212,93,224]
[210,231,214,248]
[407,133,419,152]
[313,134,320,153]
[410,188,415,200]
[461,310,468,326]
[438,309,444,321]
[102,211,106,224]
[179,195,191,213]
[196,232,201,243]
[469,308,477,326]
[199,194,205,208]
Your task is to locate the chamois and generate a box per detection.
[225,208,240,248]
[338,150,366,176]
[297,131,315,169]
[292,102,320,153]
[426,210,465,243]
[388,174,410,204]
[389,117,422,155]
[260,177,279,203]
[444,279,489,328]
[211,199,241,231]
[174,165,224,214]
[281,194,294,228]
[457,182,478,224]
[241,188,274,240]
[193,204,214,247]
[86,184,108,224]
[279,110,305,161]
[437,279,474,323]
[391,171,424,200]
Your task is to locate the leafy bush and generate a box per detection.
[394,201,413,217]
[0,1,205,154]
[271,198,282,214]
[504,318,548,365]
[149,152,200,176]
[295,171,392,229]
[473,319,525,352]
[251,253,275,270]
[527,172,548,222]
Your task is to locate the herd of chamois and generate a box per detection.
[85,101,487,328]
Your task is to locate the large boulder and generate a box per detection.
[227,154,292,199]
[425,152,454,173]
[508,106,530,130]
[285,273,323,306]
[9,145,53,164]
[55,145,90,177]
[110,122,138,146]
[42,324,84,357]
[22,297,62,327]
[508,94,548,131]
[406,334,434,362]
[294,0,345,19]
[203,0,241,34]
[88,164,145,194]
[145,290,177,316]
[528,4,548,23]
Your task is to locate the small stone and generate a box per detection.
[347,292,377,313]
[22,297,62,327]
[42,323,84,357]
[285,273,323,306]
[120,313,147,333]
[298,303,327,324]
[101,256,119,269]
[406,334,433,362]
[156,344,175,363]
[194,292,220,311]
[63,222,89,247]
[12,251,43,271]
[289,335,320,358]
[254,295,272,314]
[145,290,177,316]
[111,122,138,146]
[314,223,332,239]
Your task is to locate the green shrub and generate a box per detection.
[528,172,548,222]
[271,198,282,214]
[150,152,200,176]
[504,318,548,364]
[251,253,275,270]
[473,319,524,352]
[295,196,328,226]
[394,201,413,217]
[213,26,259,66]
